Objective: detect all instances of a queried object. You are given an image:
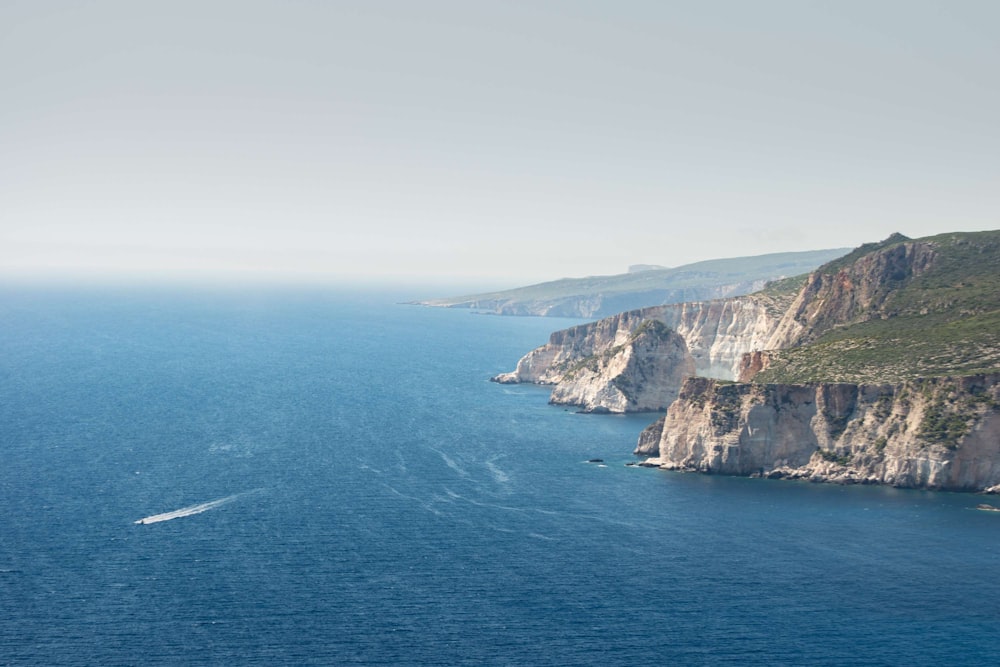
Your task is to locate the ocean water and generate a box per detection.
[1,286,999,666]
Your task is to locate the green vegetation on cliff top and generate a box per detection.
[754,230,1000,384]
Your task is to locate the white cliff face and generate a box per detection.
[492,313,647,386]
[491,295,790,411]
[495,236,1000,491]
[547,321,695,413]
[654,298,792,380]
[638,374,1000,491]
[494,240,945,395]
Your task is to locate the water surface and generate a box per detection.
[1,286,998,665]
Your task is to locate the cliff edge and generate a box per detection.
[497,230,1000,491]
[636,374,1000,492]
[492,283,798,413]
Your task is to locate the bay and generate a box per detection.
[1,286,998,665]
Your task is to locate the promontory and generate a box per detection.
[493,230,1000,492]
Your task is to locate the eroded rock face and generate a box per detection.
[661,298,790,379]
[494,235,998,489]
[638,374,1000,491]
[547,321,695,413]
[491,295,789,411]
[491,310,654,386]
[766,240,938,349]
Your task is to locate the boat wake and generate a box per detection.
[134,492,247,525]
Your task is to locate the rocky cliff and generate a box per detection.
[492,291,794,412]
[547,321,695,413]
[495,230,1000,490]
[762,235,939,352]
[635,374,1000,491]
[495,233,976,412]
[746,232,1000,384]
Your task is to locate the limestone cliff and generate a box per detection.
[492,292,792,412]
[493,234,950,401]
[636,374,1000,492]
[658,296,794,379]
[495,230,1000,490]
[745,231,1000,384]
[547,321,695,413]
[492,309,659,386]
[763,236,939,352]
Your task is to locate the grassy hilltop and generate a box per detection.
[754,230,1000,384]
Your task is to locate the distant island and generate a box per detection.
[412,248,849,319]
[493,230,1000,492]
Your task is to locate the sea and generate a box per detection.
[1,285,999,666]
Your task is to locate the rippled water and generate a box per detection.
[1,286,998,665]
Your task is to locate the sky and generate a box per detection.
[2,1,998,288]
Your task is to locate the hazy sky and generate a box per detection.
[2,1,998,287]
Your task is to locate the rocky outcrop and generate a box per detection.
[494,231,1000,491]
[493,235,942,394]
[547,321,695,413]
[765,238,938,349]
[636,374,1000,491]
[659,297,793,379]
[492,309,660,386]
[492,293,792,412]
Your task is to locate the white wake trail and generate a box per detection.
[134,493,243,525]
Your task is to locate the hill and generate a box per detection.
[750,230,1000,383]
[413,248,849,318]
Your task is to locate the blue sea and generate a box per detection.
[2,286,999,666]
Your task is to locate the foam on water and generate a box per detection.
[484,456,510,483]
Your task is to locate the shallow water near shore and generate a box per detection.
[2,286,998,665]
